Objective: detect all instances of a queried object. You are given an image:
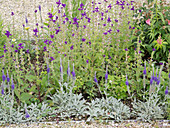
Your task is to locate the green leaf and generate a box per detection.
[158,12,165,24]
[26,75,36,82]
[20,93,31,102]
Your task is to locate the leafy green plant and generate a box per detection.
[133,1,170,62]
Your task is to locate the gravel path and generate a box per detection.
[1,120,170,128]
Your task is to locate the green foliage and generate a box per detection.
[133,1,170,62]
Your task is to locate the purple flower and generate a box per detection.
[156,79,160,85]
[139,40,141,43]
[25,16,28,24]
[1,88,4,95]
[14,50,18,52]
[11,44,14,48]
[47,64,50,74]
[115,19,118,22]
[125,48,128,51]
[169,73,170,79]
[152,48,156,51]
[2,70,6,82]
[132,27,135,29]
[94,72,98,84]
[88,41,91,45]
[4,49,7,53]
[80,3,84,8]
[67,61,70,76]
[72,63,76,78]
[25,109,30,118]
[165,86,168,95]
[105,69,108,81]
[108,4,112,9]
[18,43,23,47]
[86,60,89,64]
[56,0,61,7]
[103,32,107,35]
[150,77,153,85]
[39,5,41,12]
[11,77,15,90]
[70,45,74,50]
[62,4,66,8]
[33,28,38,33]
[35,10,37,13]
[117,29,120,33]
[129,26,131,29]
[26,49,30,53]
[159,62,163,65]
[5,31,12,38]
[82,38,86,42]
[36,23,38,26]
[108,29,112,33]
[50,57,54,61]
[131,6,134,11]
[7,70,10,83]
[139,9,141,12]
[11,12,14,16]
[50,34,54,39]
[125,74,129,86]
[65,41,67,44]
[107,17,111,23]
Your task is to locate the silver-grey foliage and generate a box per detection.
[86,97,131,122]
[0,94,24,125]
[132,93,164,122]
[48,82,89,120]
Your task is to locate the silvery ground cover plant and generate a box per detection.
[0,0,169,126]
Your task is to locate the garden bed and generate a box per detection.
[0,0,169,126]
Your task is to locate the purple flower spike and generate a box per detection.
[105,68,108,81]
[143,68,146,75]
[67,61,70,76]
[11,77,15,90]
[70,45,74,50]
[165,86,168,95]
[35,10,37,13]
[152,48,156,51]
[125,74,129,86]
[94,71,98,84]
[169,73,170,79]
[150,77,153,85]
[72,63,76,78]
[60,58,63,74]
[25,109,30,118]
[156,79,160,85]
[39,5,41,12]
[7,70,10,83]
[47,64,50,74]
[86,60,89,64]
[2,70,6,82]
[25,16,28,24]
[1,88,4,95]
